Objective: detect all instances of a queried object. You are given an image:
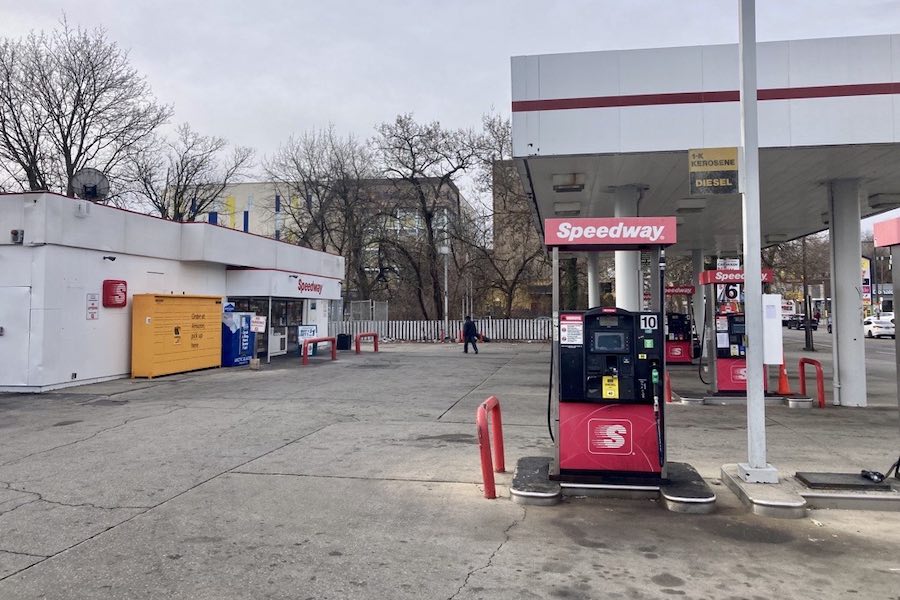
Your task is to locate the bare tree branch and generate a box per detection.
[131,123,253,221]
[0,19,171,198]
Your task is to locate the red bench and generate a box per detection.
[301,336,337,366]
[354,332,379,354]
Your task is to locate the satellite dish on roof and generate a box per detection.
[70,167,110,202]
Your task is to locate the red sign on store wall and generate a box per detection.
[102,280,128,308]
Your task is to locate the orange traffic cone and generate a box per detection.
[777,355,792,395]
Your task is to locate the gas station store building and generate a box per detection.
[0,192,344,392]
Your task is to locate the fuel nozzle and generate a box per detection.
[651,368,660,412]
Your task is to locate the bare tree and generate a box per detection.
[266,127,382,299]
[374,114,480,320]
[0,20,171,197]
[132,123,253,221]
[455,113,552,317]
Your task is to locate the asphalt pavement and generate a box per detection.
[0,337,898,599]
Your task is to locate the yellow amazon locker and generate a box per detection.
[132,295,222,378]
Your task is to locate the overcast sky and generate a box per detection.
[2,0,899,223]
[2,1,897,150]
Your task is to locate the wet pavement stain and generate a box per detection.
[415,433,475,443]
[697,518,795,544]
[88,398,129,406]
[52,420,82,426]
[651,573,685,587]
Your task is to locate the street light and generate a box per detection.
[439,245,450,340]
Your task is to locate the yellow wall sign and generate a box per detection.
[689,147,738,195]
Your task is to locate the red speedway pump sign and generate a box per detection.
[545,217,677,247]
[698,269,776,285]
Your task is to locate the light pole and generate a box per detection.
[439,245,450,340]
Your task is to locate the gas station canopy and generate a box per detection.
[512,35,900,254]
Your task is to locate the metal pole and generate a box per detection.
[551,246,560,475]
[872,251,879,313]
[658,247,667,477]
[802,236,815,351]
[266,296,272,365]
[738,0,777,483]
[443,251,449,340]
[893,247,900,445]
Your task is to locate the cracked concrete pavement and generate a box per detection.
[0,335,899,599]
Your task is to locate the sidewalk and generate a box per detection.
[0,340,898,599]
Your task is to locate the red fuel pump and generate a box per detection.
[508,216,715,511]
[698,269,775,394]
[557,307,666,481]
[663,285,695,365]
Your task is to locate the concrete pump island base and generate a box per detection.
[509,217,716,514]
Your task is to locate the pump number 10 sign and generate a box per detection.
[640,315,658,330]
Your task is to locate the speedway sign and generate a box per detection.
[544,218,677,249]
[698,269,776,285]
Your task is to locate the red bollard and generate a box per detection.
[476,396,505,499]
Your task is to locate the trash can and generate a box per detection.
[337,333,352,351]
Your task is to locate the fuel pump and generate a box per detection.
[665,312,693,364]
[714,313,747,391]
[513,216,714,510]
[556,307,666,483]
[662,285,696,365]
[698,268,775,394]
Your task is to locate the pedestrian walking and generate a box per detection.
[463,316,479,354]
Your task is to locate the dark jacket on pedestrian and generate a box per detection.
[463,318,477,339]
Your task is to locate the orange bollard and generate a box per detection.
[777,355,792,395]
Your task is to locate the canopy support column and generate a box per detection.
[614,187,642,312]
[828,179,867,407]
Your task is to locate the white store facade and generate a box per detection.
[0,192,344,392]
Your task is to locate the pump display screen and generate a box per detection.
[593,332,626,352]
[731,322,746,334]
[597,316,619,327]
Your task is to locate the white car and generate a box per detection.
[863,317,895,339]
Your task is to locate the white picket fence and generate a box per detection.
[329,319,552,342]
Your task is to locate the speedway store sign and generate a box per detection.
[544,218,677,249]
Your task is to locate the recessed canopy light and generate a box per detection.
[553,201,581,216]
[677,198,707,214]
[552,173,585,193]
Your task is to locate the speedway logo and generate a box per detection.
[698,269,775,284]
[588,418,633,455]
[665,285,695,296]
[297,278,324,295]
[545,218,676,246]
